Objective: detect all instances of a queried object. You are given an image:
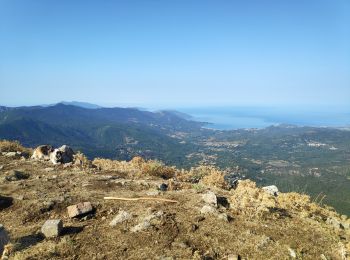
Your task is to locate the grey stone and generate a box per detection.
[5,152,19,158]
[202,191,217,207]
[131,210,163,232]
[326,217,344,229]
[146,190,161,196]
[200,205,217,215]
[217,213,229,222]
[41,219,63,238]
[0,224,10,256]
[110,210,132,226]
[130,220,151,232]
[158,183,168,191]
[262,185,279,196]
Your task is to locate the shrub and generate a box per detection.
[201,167,230,189]
[0,140,32,155]
[73,152,93,169]
[140,160,176,179]
[230,180,277,217]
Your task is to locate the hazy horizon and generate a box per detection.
[1,1,350,107]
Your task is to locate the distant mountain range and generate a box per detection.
[0,103,204,163]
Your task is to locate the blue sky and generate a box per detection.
[0,0,349,108]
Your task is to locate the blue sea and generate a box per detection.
[177,106,350,130]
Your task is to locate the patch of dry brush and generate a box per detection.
[0,140,32,155]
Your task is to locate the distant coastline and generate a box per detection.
[178,107,350,130]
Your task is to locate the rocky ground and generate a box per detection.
[0,149,350,259]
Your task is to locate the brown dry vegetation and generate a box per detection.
[0,141,349,259]
[0,140,32,155]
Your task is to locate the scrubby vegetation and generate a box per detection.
[0,140,32,155]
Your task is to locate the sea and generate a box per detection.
[177,106,350,130]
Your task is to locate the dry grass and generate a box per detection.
[139,160,176,179]
[176,165,230,189]
[92,157,176,179]
[0,140,32,155]
[200,166,230,189]
[229,180,277,217]
[73,152,93,169]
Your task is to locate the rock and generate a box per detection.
[130,220,151,232]
[288,248,296,258]
[0,165,4,170]
[200,205,217,215]
[109,210,132,226]
[5,170,29,181]
[67,202,93,218]
[217,213,229,222]
[5,152,19,158]
[342,220,350,229]
[14,195,24,201]
[131,210,163,232]
[0,224,10,256]
[44,167,54,172]
[202,191,217,207]
[262,185,279,196]
[171,241,189,249]
[227,254,240,260]
[41,219,63,238]
[144,210,164,221]
[326,217,344,229]
[146,190,160,196]
[191,224,199,232]
[158,183,168,191]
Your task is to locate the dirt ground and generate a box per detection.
[0,155,349,260]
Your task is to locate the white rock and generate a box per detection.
[109,210,132,226]
[130,210,163,232]
[202,191,217,207]
[326,217,343,229]
[200,205,217,215]
[227,254,239,260]
[41,219,63,238]
[217,213,229,222]
[288,248,296,258]
[130,221,151,232]
[262,185,279,196]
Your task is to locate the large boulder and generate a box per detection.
[50,145,74,165]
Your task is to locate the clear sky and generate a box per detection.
[0,0,349,108]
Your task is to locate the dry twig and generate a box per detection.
[104,196,179,203]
